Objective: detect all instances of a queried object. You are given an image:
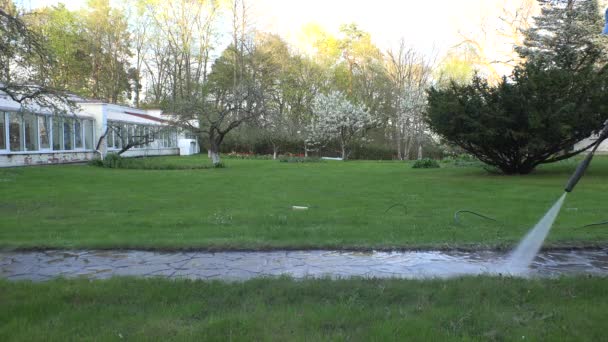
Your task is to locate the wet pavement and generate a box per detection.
[1,249,607,281]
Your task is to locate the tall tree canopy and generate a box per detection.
[0,4,75,113]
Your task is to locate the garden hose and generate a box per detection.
[384,203,407,214]
[578,221,608,229]
[453,210,498,225]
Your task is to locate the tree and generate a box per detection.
[85,0,133,103]
[384,40,434,160]
[169,0,269,165]
[0,5,75,115]
[516,0,606,71]
[26,4,93,97]
[426,0,608,174]
[427,63,608,174]
[252,33,295,159]
[307,91,375,160]
[24,0,133,103]
[454,0,539,84]
[141,0,218,106]
[434,47,476,88]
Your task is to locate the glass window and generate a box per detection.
[107,124,114,149]
[136,126,143,148]
[117,124,123,148]
[63,119,73,150]
[74,120,83,149]
[84,120,94,150]
[24,113,38,151]
[39,116,51,150]
[171,129,177,147]
[144,126,150,148]
[129,125,135,145]
[9,113,23,152]
[0,113,6,150]
[53,117,63,150]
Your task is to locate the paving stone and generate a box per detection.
[1,248,608,282]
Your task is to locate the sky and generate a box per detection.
[15,0,515,57]
[251,0,502,56]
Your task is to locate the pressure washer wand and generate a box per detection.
[564,120,608,193]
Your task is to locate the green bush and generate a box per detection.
[88,158,105,167]
[90,154,216,170]
[412,158,440,169]
[103,153,123,168]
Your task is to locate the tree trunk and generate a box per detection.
[208,138,221,165]
[396,128,403,160]
[304,144,308,157]
[272,143,278,160]
[417,145,423,160]
[404,135,412,160]
[341,142,347,161]
[210,151,221,165]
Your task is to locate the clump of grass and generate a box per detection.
[279,156,324,163]
[224,152,273,160]
[412,158,440,169]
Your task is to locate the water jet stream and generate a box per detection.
[503,193,567,274]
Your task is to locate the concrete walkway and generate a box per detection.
[1,249,607,281]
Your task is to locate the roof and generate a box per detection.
[124,111,167,123]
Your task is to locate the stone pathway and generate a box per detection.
[1,249,607,281]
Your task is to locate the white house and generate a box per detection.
[0,93,199,167]
[574,135,608,155]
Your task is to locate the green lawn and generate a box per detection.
[2,276,607,340]
[1,155,607,250]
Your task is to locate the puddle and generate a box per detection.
[1,249,607,281]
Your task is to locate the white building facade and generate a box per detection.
[574,135,608,155]
[0,94,198,167]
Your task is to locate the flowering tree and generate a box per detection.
[307,91,375,160]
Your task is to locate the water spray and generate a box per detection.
[504,120,608,274]
[564,120,608,193]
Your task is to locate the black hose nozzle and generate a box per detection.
[564,120,608,193]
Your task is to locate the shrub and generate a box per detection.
[88,158,105,167]
[90,154,216,170]
[441,154,482,168]
[412,158,440,169]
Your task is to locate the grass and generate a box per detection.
[1,276,607,340]
[1,155,608,250]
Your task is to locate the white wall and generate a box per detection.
[0,151,96,167]
[120,148,179,158]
